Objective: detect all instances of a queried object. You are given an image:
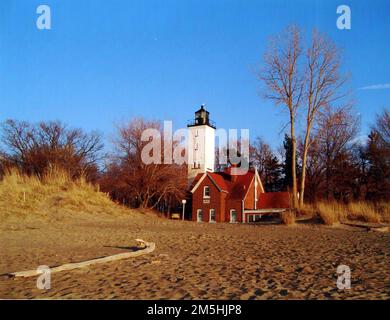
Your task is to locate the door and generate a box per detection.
[209,209,216,223]
[197,209,203,222]
[230,209,237,223]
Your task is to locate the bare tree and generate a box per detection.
[299,30,348,207]
[250,137,282,191]
[298,138,324,203]
[365,109,390,201]
[374,109,390,147]
[259,25,303,208]
[102,118,187,211]
[315,105,359,200]
[0,119,103,180]
[250,137,272,177]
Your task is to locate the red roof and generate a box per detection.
[257,192,291,209]
[190,173,204,189]
[207,172,231,192]
[205,170,256,200]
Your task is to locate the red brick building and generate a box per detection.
[190,167,290,223]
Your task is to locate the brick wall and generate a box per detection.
[191,175,223,222]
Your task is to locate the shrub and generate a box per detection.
[299,203,316,218]
[281,210,296,225]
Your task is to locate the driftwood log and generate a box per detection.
[8,239,155,278]
[341,222,390,233]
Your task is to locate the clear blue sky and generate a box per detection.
[1,0,389,151]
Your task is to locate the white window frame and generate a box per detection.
[197,209,203,223]
[203,186,210,198]
[209,209,216,223]
[230,209,237,223]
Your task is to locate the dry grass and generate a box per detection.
[0,168,128,223]
[316,202,345,225]
[347,202,381,223]
[281,210,296,225]
[376,202,390,223]
[314,201,389,225]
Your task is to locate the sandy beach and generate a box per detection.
[0,211,389,300]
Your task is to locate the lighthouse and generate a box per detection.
[187,105,216,182]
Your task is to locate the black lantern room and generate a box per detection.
[187,105,216,129]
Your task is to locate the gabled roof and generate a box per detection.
[190,171,229,194]
[190,169,258,200]
[208,172,230,192]
[190,173,204,190]
[227,171,255,199]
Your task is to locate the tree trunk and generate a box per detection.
[325,150,331,200]
[290,115,298,209]
[167,195,172,216]
[299,125,311,208]
[299,148,307,208]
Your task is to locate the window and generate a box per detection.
[209,209,216,223]
[230,209,237,223]
[203,186,210,198]
[197,209,203,222]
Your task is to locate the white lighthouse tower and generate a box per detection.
[187,105,216,182]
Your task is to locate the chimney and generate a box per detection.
[230,163,238,183]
